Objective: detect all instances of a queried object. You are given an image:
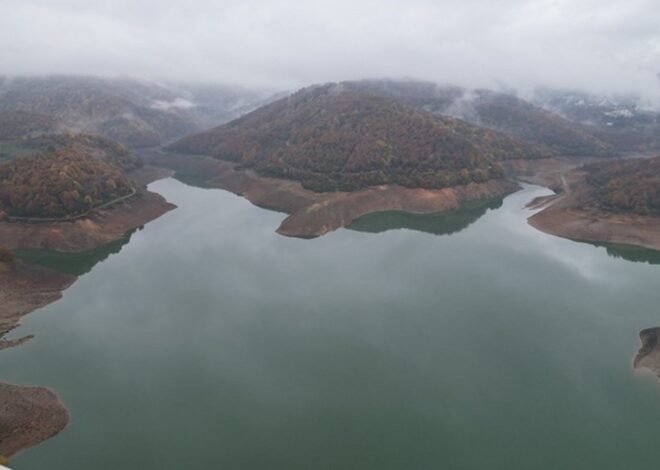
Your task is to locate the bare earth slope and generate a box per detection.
[0,190,175,252]
[0,382,69,461]
[528,164,660,251]
[634,327,660,377]
[146,150,518,238]
[0,260,76,341]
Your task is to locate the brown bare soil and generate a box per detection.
[503,156,604,191]
[0,260,76,340]
[0,261,73,462]
[634,328,660,377]
[0,382,69,460]
[0,190,176,252]
[277,179,519,238]
[146,151,520,238]
[528,168,660,251]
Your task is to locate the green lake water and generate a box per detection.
[2,177,660,469]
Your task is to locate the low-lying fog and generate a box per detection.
[2,0,660,102]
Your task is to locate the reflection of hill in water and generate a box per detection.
[596,243,660,265]
[174,171,213,189]
[347,198,504,236]
[15,229,137,276]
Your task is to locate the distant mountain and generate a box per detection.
[0,76,271,148]
[0,109,59,140]
[533,88,660,152]
[4,133,144,172]
[343,80,615,157]
[171,83,552,191]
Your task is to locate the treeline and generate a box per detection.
[172,86,545,192]
[0,148,135,219]
[0,132,144,171]
[24,133,144,172]
[586,157,660,215]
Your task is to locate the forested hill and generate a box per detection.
[342,80,615,157]
[10,133,144,172]
[0,109,59,140]
[170,84,552,192]
[0,76,269,148]
[586,156,660,215]
[0,148,135,219]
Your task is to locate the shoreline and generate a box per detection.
[634,328,660,377]
[142,150,521,238]
[0,260,77,341]
[526,167,660,252]
[0,190,176,253]
[0,166,176,461]
[0,382,70,461]
[0,261,75,463]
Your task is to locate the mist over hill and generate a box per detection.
[0,76,271,148]
[171,82,555,191]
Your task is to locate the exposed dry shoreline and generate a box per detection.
[634,328,660,377]
[0,261,76,342]
[142,150,521,238]
[0,382,69,460]
[0,260,75,462]
[527,167,660,251]
[0,166,175,460]
[502,155,660,252]
[0,190,176,252]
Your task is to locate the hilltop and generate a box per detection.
[0,148,135,219]
[170,83,551,192]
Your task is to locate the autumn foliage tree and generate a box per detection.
[171,85,547,192]
[0,148,135,218]
[586,156,660,215]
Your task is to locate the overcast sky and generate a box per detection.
[2,0,660,97]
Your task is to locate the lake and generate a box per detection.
[2,177,660,469]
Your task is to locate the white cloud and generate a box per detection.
[1,0,659,96]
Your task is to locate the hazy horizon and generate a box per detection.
[2,0,660,100]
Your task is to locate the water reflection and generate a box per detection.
[15,229,137,276]
[347,198,504,236]
[173,171,213,189]
[597,243,660,265]
[3,179,660,470]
